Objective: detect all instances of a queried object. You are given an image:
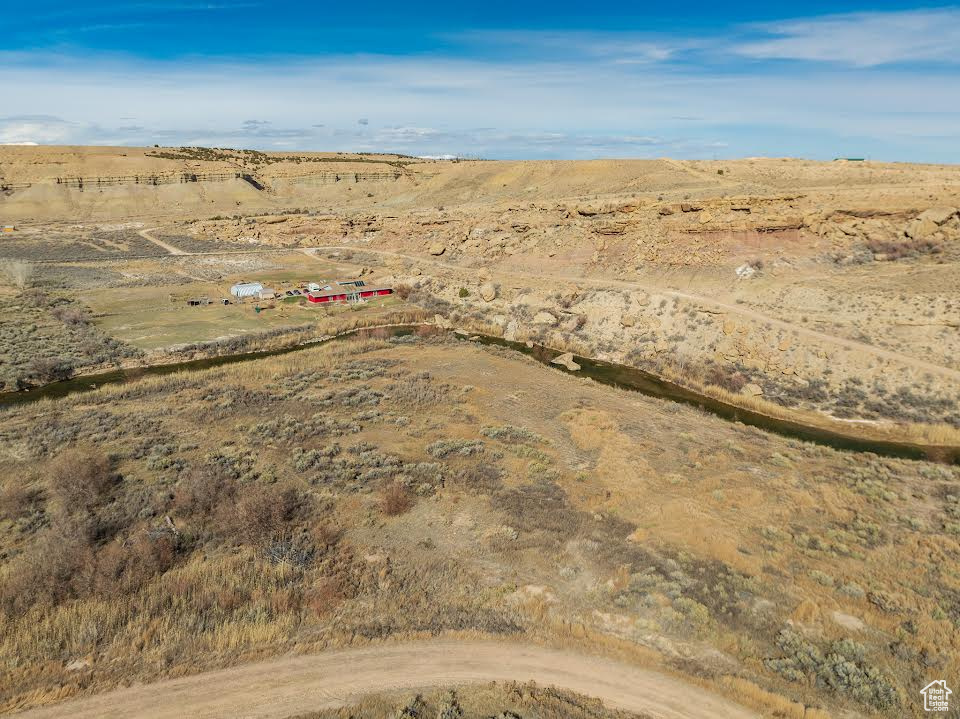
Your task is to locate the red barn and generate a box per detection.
[307,287,394,304]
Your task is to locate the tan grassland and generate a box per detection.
[2,146,960,718]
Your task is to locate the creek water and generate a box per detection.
[2,324,957,464]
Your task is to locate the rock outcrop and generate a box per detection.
[906,218,939,240]
[479,282,497,302]
[918,207,958,225]
[551,352,581,371]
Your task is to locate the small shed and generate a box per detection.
[1,225,14,233]
[230,282,264,299]
[258,288,277,300]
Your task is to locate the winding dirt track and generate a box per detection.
[14,640,757,719]
[52,227,960,383]
[302,246,960,383]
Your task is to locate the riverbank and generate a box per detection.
[4,320,959,464]
[0,318,952,718]
[0,308,429,404]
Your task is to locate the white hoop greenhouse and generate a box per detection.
[230,282,264,299]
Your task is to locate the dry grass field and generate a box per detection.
[0,286,143,390]
[1,333,959,717]
[0,233,408,387]
[300,682,649,718]
[2,146,960,717]
[74,253,392,350]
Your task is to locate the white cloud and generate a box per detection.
[451,30,683,64]
[735,8,960,66]
[0,33,958,161]
[0,115,78,144]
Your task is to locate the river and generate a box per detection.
[2,325,957,464]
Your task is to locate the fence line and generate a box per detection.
[2,170,404,193]
[54,172,241,188]
[274,171,403,184]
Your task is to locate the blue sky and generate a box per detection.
[2,1,959,160]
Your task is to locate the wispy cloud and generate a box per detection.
[20,2,262,42]
[0,115,78,144]
[34,2,261,20]
[735,8,960,66]
[450,30,684,64]
[2,7,960,160]
[48,23,150,36]
[458,10,960,69]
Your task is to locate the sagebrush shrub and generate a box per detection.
[381,481,414,516]
[48,447,113,511]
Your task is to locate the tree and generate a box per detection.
[1,259,33,289]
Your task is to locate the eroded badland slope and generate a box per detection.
[7,147,956,440]
[1,147,960,718]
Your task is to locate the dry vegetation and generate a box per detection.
[1,258,34,289]
[2,334,959,716]
[299,682,650,719]
[0,289,142,390]
[0,230,427,391]
[0,227,163,261]
[2,148,960,717]
[421,281,960,443]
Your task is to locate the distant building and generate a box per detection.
[258,288,277,300]
[230,282,264,299]
[1,225,14,233]
[307,287,393,304]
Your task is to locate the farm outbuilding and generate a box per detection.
[307,287,393,304]
[230,282,264,299]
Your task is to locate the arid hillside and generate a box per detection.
[3,147,959,447]
[2,146,959,718]
[4,332,959,719]
[3,146,958,439]
[3,146,959,222]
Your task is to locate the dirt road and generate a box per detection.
[302,246,960,384]
[137,226,186,255]
[36,234,960,383]
[14,640,757,719]
[38,230,960,383]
